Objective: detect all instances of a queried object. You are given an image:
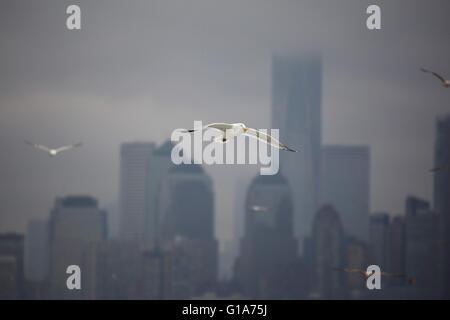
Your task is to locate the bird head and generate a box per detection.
[49,150,57,157]
[238,123,248,132]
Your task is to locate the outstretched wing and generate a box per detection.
[244,128,297,152]
[25,140,51,152]
[54,142,82,154]
[380,272,407,278]
[181,123,233,133]
[421,68,447,84]
[205,123,234,133]
[345,268,367,276]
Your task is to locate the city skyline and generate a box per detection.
[0,0,449,301]
[1,1,450,238]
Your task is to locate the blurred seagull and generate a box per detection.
[25,140,82,157]
[250,205,270,212]
[430,164,450,173]
[183,122,298,152]
[420,68,450,87]
[332,267,415,285]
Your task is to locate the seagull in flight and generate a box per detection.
[430,164,450,173]
[420,68,450,87]
[25,140,82,157]
[183,123,298,152]
[249,205,270,212]
[332,267,415,285]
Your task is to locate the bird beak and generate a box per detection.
[243,127,248,132]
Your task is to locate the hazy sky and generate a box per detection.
[1,0,449,241]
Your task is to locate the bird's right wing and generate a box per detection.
[421,68,447,83]
[25,140,51,152]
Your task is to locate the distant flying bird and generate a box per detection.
[25,140,82,157]
[420,68,450,87]
[332,267,415,285]
[430,164,450,173]
[183,123,298,152]
[250,205,270,212]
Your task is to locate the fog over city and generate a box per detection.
[1,0,449,246]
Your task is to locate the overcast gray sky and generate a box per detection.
[1,0,449,241]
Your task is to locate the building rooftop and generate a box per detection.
[61,196,98,208]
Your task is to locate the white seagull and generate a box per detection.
[420,68,450,87]
[183,123,298,152]
[25,140,82,157]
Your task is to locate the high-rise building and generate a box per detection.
[320,145,370,242]
[92,240,141,299]
[0,233,24,299]
[158,165,217,297]
[120,142,155,245]
[235,174,301,299]
[25,219,50,283]
[145,140,175,250]
[311,205,345,299]
[0,256,18,299]
[433,115,450,298]
[49,195,107,299]
[369,212,390,270]
[387,216,406,286]
[405,196,439,299]
[138,248,171,299]
[271,55,322,248]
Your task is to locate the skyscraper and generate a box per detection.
[405,196,439,299]
[344,237,369,299]
[158,164,217,297]
[49,195,107,299]
[387,216,406,286]
[311,205,345,299]
[93,240,141,299]
[25,219,50,283]
[0,233,24,299]
[369,212,390,270]
[271,55,322,248]
[145,140,175,250]
[320,145,370,242]
[235,174,300,299]
[433,115,450,299]
[120,142,155,245]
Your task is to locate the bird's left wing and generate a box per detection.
[421,68,447,83]
[54,142,82,153]
[205,123,234,133]
[181,123,233,133]
[25,140,51,152]
[244,128,297,152]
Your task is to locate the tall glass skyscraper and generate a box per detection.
[271,55,322,248]
[235,174,300,299]
[49,196,107,299]
[119,142,155,245]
